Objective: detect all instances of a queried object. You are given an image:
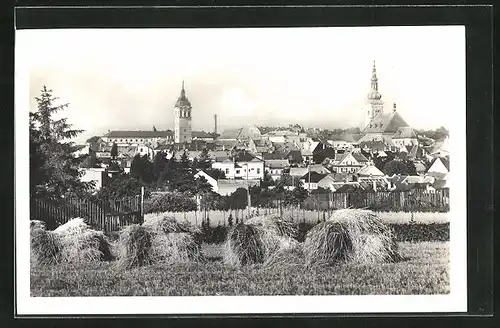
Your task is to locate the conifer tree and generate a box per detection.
[29,86,92,200]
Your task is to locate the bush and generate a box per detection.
[389,222,449,242]
[180,220,450,244]
[143,192,197,213]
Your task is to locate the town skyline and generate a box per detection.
[20,26,464,143]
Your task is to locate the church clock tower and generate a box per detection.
[365,60,384,127]
[174,81,192,143]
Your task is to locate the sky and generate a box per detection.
[18,26,465,143]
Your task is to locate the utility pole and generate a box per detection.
[246,164,251,219]
[308,164,311,191]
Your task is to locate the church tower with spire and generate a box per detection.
[174,81,192,143]
[365,60,384,128]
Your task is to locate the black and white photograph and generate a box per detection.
[16,25,467,315]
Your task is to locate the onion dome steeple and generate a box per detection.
[175,80,192,108]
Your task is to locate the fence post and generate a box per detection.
[140,187,145,219]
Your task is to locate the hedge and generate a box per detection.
[197,221,450,244]
[143,192,197,214]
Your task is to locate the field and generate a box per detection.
[31,241,449,296]
[157,210,449,227]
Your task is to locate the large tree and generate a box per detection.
[29,86,92,200]
[130,154,155,184]
[195,147,212,170]
[382,160,409,176]
[110,142,118,160]
[152,151,168,185]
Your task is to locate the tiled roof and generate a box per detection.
[104,130,173,138]
[359,140,388,152]
[362,111,409,134]
[352,152,369,163]
[393,126,417,139]
[300,171,327,183]
[265,159,290,169]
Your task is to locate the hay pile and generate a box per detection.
[30,220,61,265]
[304,209,400,267]
[223,215,298,267]
[263,243,305,270]
[30,218,113,266]
[53,218,113,264]
[115,224,153,269]
[116,214,203,269]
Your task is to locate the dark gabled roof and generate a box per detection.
[192,131,214,139]
[359,140,388,152]
[352,152,369,163]
[262,152,286,160]
[300,171,327,183]
[104,130,174,138]
[363,111,409,134]
[234,152,263,162]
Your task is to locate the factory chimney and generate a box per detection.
[214,114,218,135]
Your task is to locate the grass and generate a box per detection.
[31,241,449,296]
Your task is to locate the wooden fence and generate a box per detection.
[302,188,450,212]
[153,188,450,227]
[30,195,143,232]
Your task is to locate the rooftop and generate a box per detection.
[104,130,174,138]
[363,110,409,134]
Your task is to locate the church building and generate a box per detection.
[358,61,417,148]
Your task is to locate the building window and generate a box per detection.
[184,129,186,132]
[225,168,229,174]
[236,169,240,174]
[257,168,261,174]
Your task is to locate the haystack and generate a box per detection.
[303,222,353,267]
[149,232,203,264]
[223,216,299,267]
[116,215,203,269]
[53,218,113,264]
[304,209,400,267]
[30,218,112,266]
[116,224,153,269]
[143,214,201,234]
[30,221,61,266]
[263,243,305,270]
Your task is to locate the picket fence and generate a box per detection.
[156,188,450,228]
[302,188,450,211]
[30,195,143,232]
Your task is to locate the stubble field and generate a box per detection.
[31,241,449,297]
